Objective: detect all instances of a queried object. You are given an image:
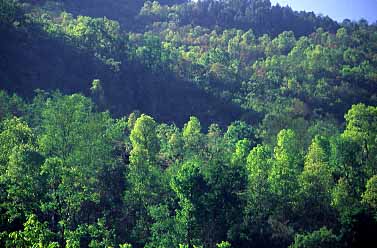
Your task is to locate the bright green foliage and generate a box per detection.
[183,117,201,140]
[2,0,377,245]
[53,12,120,53]
[130,114,160,161]
[343,104,377,177]
[38,93,112,162]
[157,123,184,163]
[0,117,34,171]
[127,114,162,205]
[120,243,132,248]
[0,118,40,221]
[231,139,251,166]
[85,218,116,248]
[269,129,302,210]
[6,214,58,248]
[39,157,63,213]
[289,227,338,248]
[38,93,113,210]
[36,11,122,71]
[182,117,203,157]
[362,175,377,218]
[298,136,334,229]
[243,144,273,243]
[126,114,165,245]
[246,144,272,206]
[35,93,117,246]
[0,91,377,247]
[216,241,232,248]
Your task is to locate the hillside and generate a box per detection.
[1,0,376,127]
[1,0,377,247]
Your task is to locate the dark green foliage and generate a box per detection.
[0,0,22,26]
[0,91,26,121]
[3,0,377,128]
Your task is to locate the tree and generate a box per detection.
[243,144,273,246]
[269,129,302,211]
[362,175,377,219]
[3,144,44,221]
[199,139,248,246]
[146,204,182,248]
[129,114,159,161]
[298,136,335,230]
[125,114,165,246]
[6,214,58,248]
[224,121,257,149]
[90,79,105,109]
[289,227,338,248]
[171,160,206,248]
[37,93,116,247]
[0,117,34,172]
[0,117,44,242]
[343,104,377,178]
[231,139,251,166]
[183,117,203,158]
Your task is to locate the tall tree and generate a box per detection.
[37,93,115,246]
[124,114,165,246]
[298,136,335,230]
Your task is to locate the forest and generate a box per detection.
[1,0,377,247]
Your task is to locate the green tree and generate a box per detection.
[6,214,58,248]
[289,227,338,248]
[224,121,257,148]
[269,129,302,211]
[243,144,273,245]
[0,117,33,172]
[125,114,165,246]
[146,204,183,248]
[171,160,206,248]
[0,118,39,227]
[362,175,377,219]
[129,114,159,161]
[3,144,44,221]
[343,104,377,177]
[37,93,115,247]
[298,136,335,229]
[183,117,203,158]
[200,139,248,246]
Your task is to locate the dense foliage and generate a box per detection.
[1,0,377,247]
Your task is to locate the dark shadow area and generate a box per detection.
[0,24,256,128]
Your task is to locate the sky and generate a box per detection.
[270,0,377,23]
